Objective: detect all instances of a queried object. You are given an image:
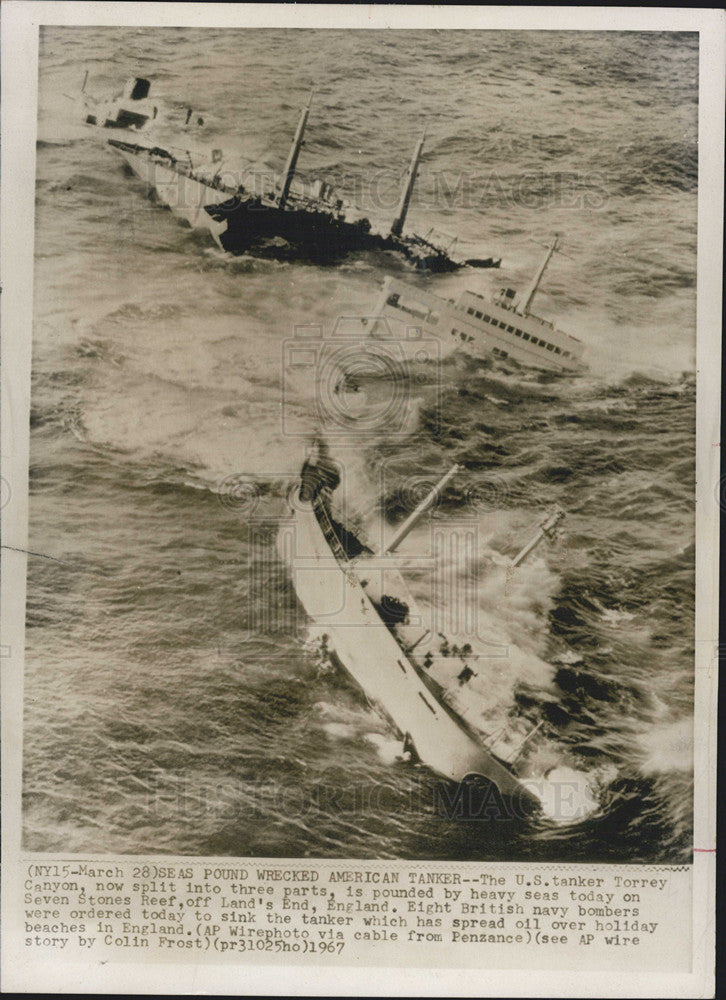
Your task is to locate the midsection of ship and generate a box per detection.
[279,474,541,810]
[202,187,384,262]
[105,95,501,273]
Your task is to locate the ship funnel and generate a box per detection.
[518,233,562,317]
[389,130,426,238]
[278,90,313,210]
[384,464,461,554]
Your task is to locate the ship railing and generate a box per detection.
[311,493,350,564]
[427,228,459,253]
[281,188,343,218]
[493,297,584,346]
[491,295,557,333]
[405,231,446,254]
[385,296,430,322]
[328,496,378,555]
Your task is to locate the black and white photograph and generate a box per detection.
[19,22,705,865]
[1,10,721,992]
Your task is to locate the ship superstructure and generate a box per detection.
[73,74,204,133]
[369,235,587,373]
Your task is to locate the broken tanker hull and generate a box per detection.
[204,199,500,271]
[278,497,540,813]
[203,196,383,263]
[107,132,500,271]
[108,138,367,261]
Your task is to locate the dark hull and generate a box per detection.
[205,197,382,263]
[205,197,500,273]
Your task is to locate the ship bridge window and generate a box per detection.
[475,310,483,320]
[467,307,476,316]
[546,343,554,351]
[562,351,571,358]
[483,314,491,323]
[514,329,522,337]
[522,332,530,341]
[492,347,508,358]
[554,346,562,354]
[507,325,514,333]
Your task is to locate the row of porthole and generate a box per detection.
[463,306,571,358]
[450,328,507,359]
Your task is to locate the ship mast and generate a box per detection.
[389,130,426,238]
[385,464,461,554]
[518,234,561,317]
[277,90,313,210]
[511,507,565,567]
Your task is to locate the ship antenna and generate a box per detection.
[389,128,426,238]
[277,89,314,210]
[519,233,562,317]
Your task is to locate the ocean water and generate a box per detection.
[23,27,697,861]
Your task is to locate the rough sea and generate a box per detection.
[24,28,697,862]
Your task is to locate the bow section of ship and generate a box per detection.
[279,441,549,812]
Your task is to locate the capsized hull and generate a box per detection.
[279,500,539,808]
